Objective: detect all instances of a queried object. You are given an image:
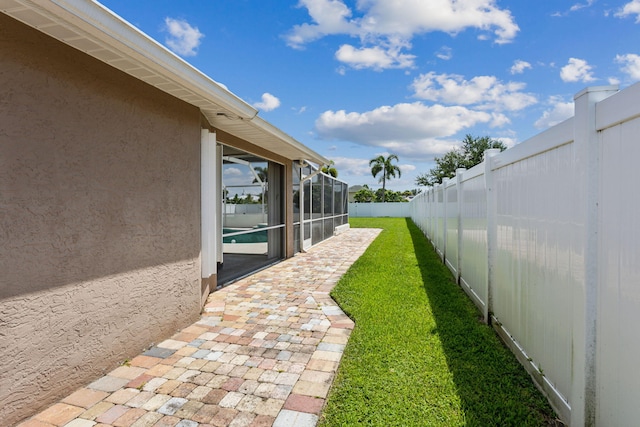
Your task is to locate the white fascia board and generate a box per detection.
[249,115,329,167]
[17,0,258,119]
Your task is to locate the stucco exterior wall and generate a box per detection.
[0,14,202,424]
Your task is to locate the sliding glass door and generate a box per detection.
[217,145,284,286]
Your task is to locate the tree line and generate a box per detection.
[415,135,506,186]
[351,135,506,203]
[352,186,418,203]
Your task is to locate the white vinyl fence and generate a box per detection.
[410,84,640,427]
[348,202,411,217]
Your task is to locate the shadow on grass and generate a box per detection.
[404,218,560,427]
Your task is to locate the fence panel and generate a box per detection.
[459,169,488,309]
[445,180,459,276]
[596,113,640,426]
[492,140,580,408]
[348,202,411,217]
[435,186,445,259]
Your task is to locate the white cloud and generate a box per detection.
[436,46,453,60]
[570,0,595,12]
[552,0,595,17]
[495,137,518,148]
[285,0,519,70]
[411,72,537,111]
[616,1,640,22]
[358,0,519,44]
[224,167,243,177]
[253,93,281,112]
[332,157,372,176]
[335,43,416,70]
[534,96,574,129]
[285,0,358,48]
[164,18,204,57]
[315,102,495,160]
[615,53,640,80]
[223,166,247,186]
[510,59,532,74]
[489,112,511,127]
[560,58,596,82]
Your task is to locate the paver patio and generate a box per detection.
[16,228,380,427]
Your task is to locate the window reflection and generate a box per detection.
[218,146,284,286]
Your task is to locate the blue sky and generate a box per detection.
[98,0,640,191]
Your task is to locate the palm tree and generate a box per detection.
[252,166,268,184]
[369,154,401,202]
[321,160,338,178]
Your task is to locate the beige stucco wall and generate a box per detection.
[0,14,203,424]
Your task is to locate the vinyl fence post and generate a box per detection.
[572,85,618,427]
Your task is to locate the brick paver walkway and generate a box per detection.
[17,228,380,427]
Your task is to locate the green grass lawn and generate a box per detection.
[319,217,559,427]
